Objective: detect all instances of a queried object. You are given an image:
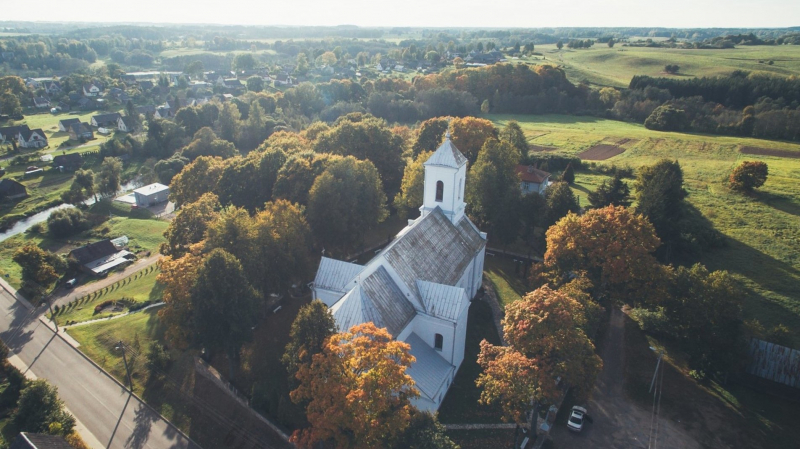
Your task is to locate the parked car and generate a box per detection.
[65,278,77,288]
[567,406,588,432]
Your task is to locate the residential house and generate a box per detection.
[58,118,81,132]
[53,152,83,171]
[515,165,551,195]
[154,106,172,119]
[138,80,154,91]
[17,128,47,148]
[44,81,61,95]
[0,179,27,200]
[90,112,121,128]
[120,74,137,85]
[10,432,73,449]
[117,115,138,133]
[222,79,244,91]
[76,97,96,111]
[25,78,40,89]
[68,239,133,275]
[57,101,70,112]
[0,125,29,144]
[136,105,156,116]
[108,87,130,102]
[68,122,93,141]
[311,132,486,412]
[83,83,102,97]
[273,73,295,86]
[32,96,50,109]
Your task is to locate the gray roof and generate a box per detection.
[383,208,484,304]
[11,432,73,449]
[424,133,467,168]
[405,332,455,400]
[330,266,415,336]
[92,112,121,124]
[417,280,466,322]
[314,257,362,292]
[59,118,80,129]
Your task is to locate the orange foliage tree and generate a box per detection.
[290,323,418,449]
[450,116,498,164]
[477,286,602,424]
[157,243,205,348]
[544,205,662,304]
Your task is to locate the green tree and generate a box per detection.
[13,379,75,436]
[282,300,337,384]
[96,157,123,197]
[0,91,22,116]
[161,193,221,257]
[587,172,631,208]
[392,410,459,449]
[233,53,257,71]
[412,117,448,157]
[634,159,687,258]
[192,248,259,378]
[46,208,88,238]
[499,120,528,155]
[295,53,310,75]
[246,76,265,93]
[561,162,575,184]
[466,138,522,243]
[544,181,579,228]
[729,161,768,192]
[607,38,615,48]
[644,105,688,131]
[184,60,204,79]
[307,156,388,253]
[169,156,226,207]
[217,102,241,144]
[557,40,564,50]
[13,244,64,299]
[73,169,96,203]
[182,127,238,160]
[393,151,432,218]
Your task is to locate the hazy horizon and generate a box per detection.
[1,0,799,30]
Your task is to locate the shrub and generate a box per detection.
[629,307,674,337]
[47,208,89,238]
[644,104,689,131]
[93,300,114,314]
[146,342,172,376]
[729,161,768,192]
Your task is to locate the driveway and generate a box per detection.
[550,308,701,449]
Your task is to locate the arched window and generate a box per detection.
[458,178,462,200]
[435,181,444,202]
[434,333,443,351]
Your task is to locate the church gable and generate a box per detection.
[314,257,363,293]
[417,280,467,322]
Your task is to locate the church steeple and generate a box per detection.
[420,131,468,223]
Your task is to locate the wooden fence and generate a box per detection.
[746,338,800,389]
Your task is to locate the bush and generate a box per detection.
[729,161,768,192]
[146,342,171,379]
[644,104,689,131]
[629,307,674,337]
[47,208,89,238]
[93,300,114,314]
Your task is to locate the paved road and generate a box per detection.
[0,282,198,449]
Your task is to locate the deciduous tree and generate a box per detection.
[466,138,521,243]
[499,120,528,155]
[393,151,432,218]
[290,323,418,449]
[729,160,768,192]
[158,245,204,348]
[13,379,75,436]
[96,157,122,197]
[13,244,64,299]
[451,117,498,164]
[169,156,225,207]
[161,193,221,257]
[543,181,579,229]
[282,301,337,383]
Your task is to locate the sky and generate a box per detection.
[1,0,799,29]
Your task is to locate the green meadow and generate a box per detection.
[489,113,800,345]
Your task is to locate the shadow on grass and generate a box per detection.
[753,191,800,218]
[438,300,505,424]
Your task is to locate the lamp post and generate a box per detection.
[116,341,133,392]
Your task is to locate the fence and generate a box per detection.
[746,338,800,389]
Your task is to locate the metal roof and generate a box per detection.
[405,332,455,400]
[330,267,415,336]
[417,280,467,322]
[314,257,362,293]
[133,183,170,195]
[424,134,467,168]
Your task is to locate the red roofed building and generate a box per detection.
[515,165,551,195]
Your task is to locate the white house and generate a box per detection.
[515,165,551,195]
[117,116,137,133]
[58,118,81,132]
[133,183,170,207]
[83,83,101,97]
[311,132,487,412]
[17,128,47,149]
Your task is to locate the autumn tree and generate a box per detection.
[257,131,312,155]
[282,301,337,384]
[13,244,64,300]
[169,156,225,207]
[181,127,238,160]
[158,245,205,348]
[160,193,221,257]
[587,172,631,208]
[205,206,258,272]
[412,118,448,157]
[729,160,768,192]
[290,323,418,449]
[466,138,522,243]
[192,248,259,378]
[499,120,528,155]
[544,206,662,303]
[393,151,432,218]
[543,181,579,229]
[307,156,388,254]
[451,117,498,164]
[477,286,601,425]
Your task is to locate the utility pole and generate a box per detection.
[116,341,133,392]
[46,296,58,332]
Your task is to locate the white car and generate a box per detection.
[567,406,588,432]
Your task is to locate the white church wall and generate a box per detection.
[313,287,345,308]
[409,314,460,366]
[452,301,470,369]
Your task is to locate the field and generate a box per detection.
[530,44,800,87]
[6,109,117,150]
[490,114,800,347]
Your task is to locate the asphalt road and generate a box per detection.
[0,284,198,449]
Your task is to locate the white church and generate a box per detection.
[311,131,487,412]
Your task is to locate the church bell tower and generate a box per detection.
[420,130,468,224]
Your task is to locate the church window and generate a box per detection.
[458,178,462,200]
[435,333,443,351]
[436,181,444,202]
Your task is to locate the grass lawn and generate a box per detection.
[483,256,527,309]
[7,109,118,149]
[54,265,162,324]
[530,44,800,87]
[439,300,505,424]
[490,114,800,346]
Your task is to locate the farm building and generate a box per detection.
[0,179,27,200]
[68,239,133,275]
[133,183,170,207]
[515,165,551,195]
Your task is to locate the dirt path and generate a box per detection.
[551,308,701,449]
[50,253,162,308]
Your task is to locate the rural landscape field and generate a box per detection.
[1,15,799,449]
